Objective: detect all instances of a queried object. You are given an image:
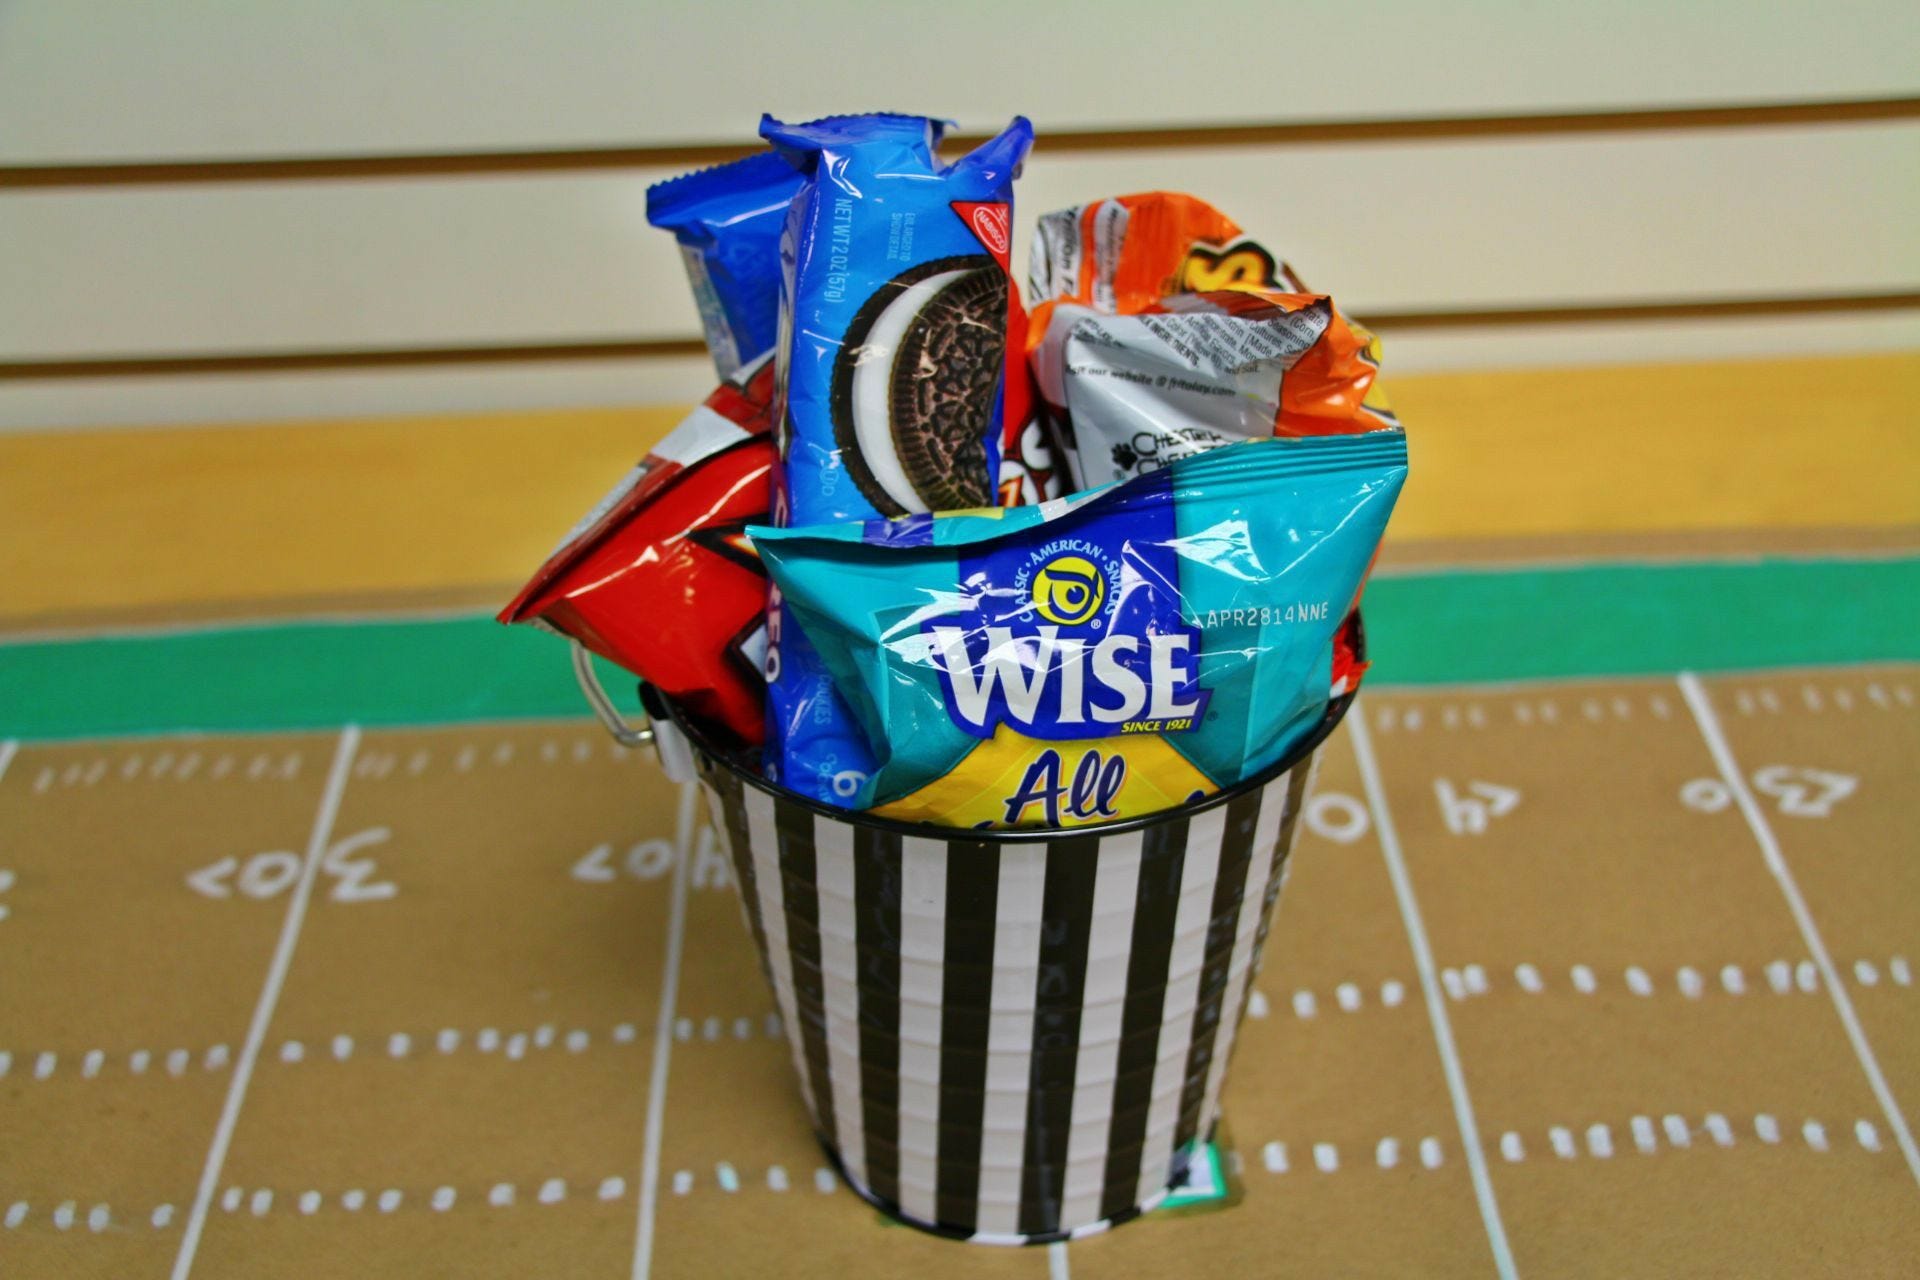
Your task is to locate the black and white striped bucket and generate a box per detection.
[671,689,1350,1245]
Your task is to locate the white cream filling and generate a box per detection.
[849,268,969,514]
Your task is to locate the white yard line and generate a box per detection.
[1348,706,1519,1279]
[629,782,697,1280]
[1049,1240,1071,1279]
[1678,673,1920,1189]
[171,725,360,1280]
[0,738,15,923]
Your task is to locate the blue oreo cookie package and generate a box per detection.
[761,111,1033,523]
[647,151,804,378]
[751,433,1407,829]
[759,112,1034,805]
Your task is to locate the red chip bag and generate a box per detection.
[1331,609,1368,698]
[499,359,776,744]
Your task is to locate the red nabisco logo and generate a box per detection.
[971,205,1010,255]
[951,201,1011,273]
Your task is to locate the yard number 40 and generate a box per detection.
[571,828,734,891]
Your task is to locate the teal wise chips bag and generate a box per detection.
[750,433,1407,829]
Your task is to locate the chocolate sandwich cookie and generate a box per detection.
[829,254,1005,517]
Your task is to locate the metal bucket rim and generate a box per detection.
[657,612,1361,844]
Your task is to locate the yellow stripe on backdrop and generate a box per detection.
[1385,351,1920,539]
[1,352,1915,629]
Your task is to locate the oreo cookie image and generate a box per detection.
[828,254,1006,516]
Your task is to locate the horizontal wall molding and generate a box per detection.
[1361,290,1920,329]
[5,291,1915,382]
[4,96,1914,190]
[11,318,1918,430]
[0,338,711,380]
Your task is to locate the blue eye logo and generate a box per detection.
[1030,555,1106,626]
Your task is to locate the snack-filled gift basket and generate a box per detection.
[502,112,1409,1243]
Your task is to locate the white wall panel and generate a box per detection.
[2,172,682,355]
[1378,311,1920,376]
[5,314,1916,433]
[4,125,1915,361]
[0,356,716,432]
[1,1,1915,163]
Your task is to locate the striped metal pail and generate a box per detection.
[679,693,1350,1245]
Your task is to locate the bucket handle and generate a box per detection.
[570,641,654,748]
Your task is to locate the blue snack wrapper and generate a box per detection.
[646,150,804,378]
[761,111,1033,524]
[758,112,1034,807]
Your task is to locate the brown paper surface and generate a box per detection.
[2,670,1916,1278]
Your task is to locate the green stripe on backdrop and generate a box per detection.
[2,559,1915,741]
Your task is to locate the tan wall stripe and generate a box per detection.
[2,97,1914,190]
[4,292,1915,382]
